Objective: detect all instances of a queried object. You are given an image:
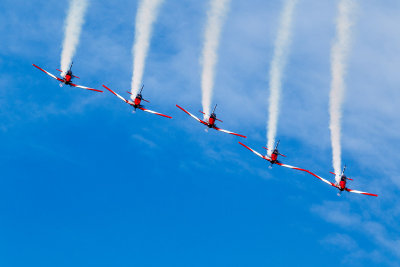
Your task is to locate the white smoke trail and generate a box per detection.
[130,0,164,98]
[329,0,355,182]
[60,0,89,75]
[266,0,298,153]
[201,0,231,116]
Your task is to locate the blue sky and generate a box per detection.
[1,0,400,266]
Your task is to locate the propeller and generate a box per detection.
[199,110,223,122]
[262,146,286,157]
[212,104,217,113]
[340,165,347,176]
[330,167,353,181]
[274,140,280,150]
[56,63,80,79]
[126,89,150,102]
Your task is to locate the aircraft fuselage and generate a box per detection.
[207,113,217,128]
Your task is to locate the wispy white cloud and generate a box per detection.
[321,233,386,265]
[312,201,400,261]
[322,233,358,250]
[311,201,361,227]
[131,134,157,148]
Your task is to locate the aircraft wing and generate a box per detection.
[283,164,378,197]
[238,142,271,161]
[239,142,377,197]
[214,126,246,138]
[70,83,103,92]
[103,85,133,105]
[138,107,172,119]
[275,162,305,172]
[297,167,378,196]
[239,142,335,185]
[33,64,63,82]
[277,162,338,187]
[310,172,337,187]
[345,188,378,197]
[176,105,208,126]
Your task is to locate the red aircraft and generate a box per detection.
[321,165,378,197]
[239,141,296,169]
[103,85,172,119]
[262,140,286,167]
[176,104,246,138]
[239,142,378,197]
[32,62,102,92]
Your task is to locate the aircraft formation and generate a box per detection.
[32,62,378,198]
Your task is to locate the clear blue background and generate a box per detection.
[1,0,400,266]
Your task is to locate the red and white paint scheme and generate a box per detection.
[103,85,172,119]
[238,142,378,197]
[239,141,290,169]
[176,104,246,138]
[324,165,377,196]
[262,140,286,167]
[32,63,102,92]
